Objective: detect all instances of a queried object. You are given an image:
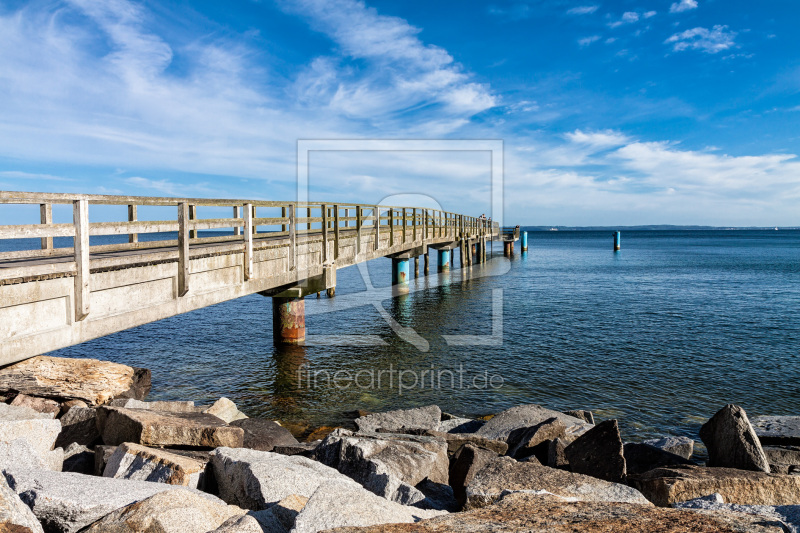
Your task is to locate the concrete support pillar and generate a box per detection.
[438,249,451,272]
[459,241,465,269]
[392,258,410,292]
[481,238,487,262]
[424,253,429,275]
[522,231,528,252]
[414,256,419,278]
[614,231,621,251]
[326,287,335,297]
[272,297,305,345]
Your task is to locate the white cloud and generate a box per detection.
[578,35,601,47]
[565,129,629,149]
[670,0,698,13]
[643,11,657,19]
[609,11,640,28]
[567,6,599,15]
[665,25,737,53]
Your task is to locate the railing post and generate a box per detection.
[178,202,190,296]
[344,208,349,228]
[243,203,253,281]
[40,203,53,252]
[356,205,362,255]
[413,208,417,242]
[281,207,286,233]
[402,208,407,243]
[288,204,296,271]
[189,205,197,239]
[307,206,312,232]
[127,205,138,244]
[389,209,394,246]
[252,205,257,235]
[233,206,241,236]
[322,203,328,263]
[374,206,380,251]
[333,204,340,260]
[73,199,90,321]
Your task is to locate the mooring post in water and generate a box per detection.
[438,249,451,272]
[614,231,621,251]
[392,257,410,293]
[326,287,335,297]
[414,256,419,277]
[424,253,429,275]
[272,296,305,344]
[522,231,528,252]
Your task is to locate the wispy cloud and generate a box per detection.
[0,171,74,182]
[609,11,639,28]
[578,35,601,47]
[665,25,737,53]
[567,6,599,15]
[670,0,698,14]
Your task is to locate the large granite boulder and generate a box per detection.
[643,436,695,460]
[0,437,63,472]
[675,493,798,532]
[449,443,499,508]
[752,416,800,446]
[475,404,592,442]
[631,465,800,506]
[624,442,693,476]
[103,442,208,489]
[292,480,445,533]
[55,407,99,448]
[438,418,485,433]
[82,488,241,533]
[62,443,94,474]
[203,397,248,423]
[312,429,449,505]
[108,398,200,412]
[10,394,61,418]
[230,418,299,451]
[700,405,770,473]
[0,473,44,533]
[548,437,569,469]
[211,511,287,533]
[0,356,150,405]
[1,467,221,533]
[763,446,800,474]
[330,491,784,533]
[408,429,507,456]
[565,419,626,483]
[506,417,566,461]
[209,447,359,510]
[0,404,62,467]
[563,409,595,424]
[96,406,244,448]
[464,456,650,509]
[355,405,441,433]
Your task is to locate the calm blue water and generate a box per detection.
[7,230,800,442]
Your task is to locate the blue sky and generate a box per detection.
[0,0,798,225]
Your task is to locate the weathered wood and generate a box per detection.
[374,207,380,251]
[243,203,254,281]
[0,222,74,240]
[402,208,407,243]
[288,204,296,271]
[321,203,328,263]
[281,206,286,232]
[307,207,312,231]
[389,209,394,246]
[355,205,362,255]
[177,202,190,296]
[73,199,90,321]
[334,204,340,260]
[189,205,197,239]
[40,203,53,251]
[127,205,138,243]
[233,206,241,236]
[0,355,151,405]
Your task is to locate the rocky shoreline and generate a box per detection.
[2,355,800,532]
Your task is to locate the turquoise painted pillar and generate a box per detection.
[438,249,451,272]
[613,231,621,251]
[391,258,410,289]
[522,231,528,252]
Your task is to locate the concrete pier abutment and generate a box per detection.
[272,296,305,344]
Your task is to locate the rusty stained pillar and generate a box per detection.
[438,249,451,272]
[423,253,430,275]
[272,297,305,344]
[391,257,410,293]
[414,256,419,277]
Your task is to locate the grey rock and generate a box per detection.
[449,443,499,508]
[62,443,94,474]
[96,406,244,448]
[624,443,693,476]
[0,473,44,533]
[108,398,200,412]
[0,402,55,420]
[643,436,695,460]
[563,409,595,424]
[675,495,799,532]
[312,429,449,505]
[0,415,61,460]
[548,437,570,469]
[210,447,359,510]
[565,419,626,483]
[753,417,800,447]
[203,397,248,423]
[2,467,222,533]
[292,480,445,533]
[700,404,770,472]
[82,488,241,533]
[230,418,299,452]
[506,417,566,461]
[465,456,651,510]
[416,479,459,512]
[475,404,592,442]
[10,394,61,418]
[94,445,117,476]
[355,405,441,433]
[211,510,288,533]
[415,429,508,456]
[764,446,800,467]
[268,494,308,530]
[103,442,208,489]
[273,442,318,456]
[438,418,485,433]
[54,407,99,449]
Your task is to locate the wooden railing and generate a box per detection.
[0,191,499,290]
